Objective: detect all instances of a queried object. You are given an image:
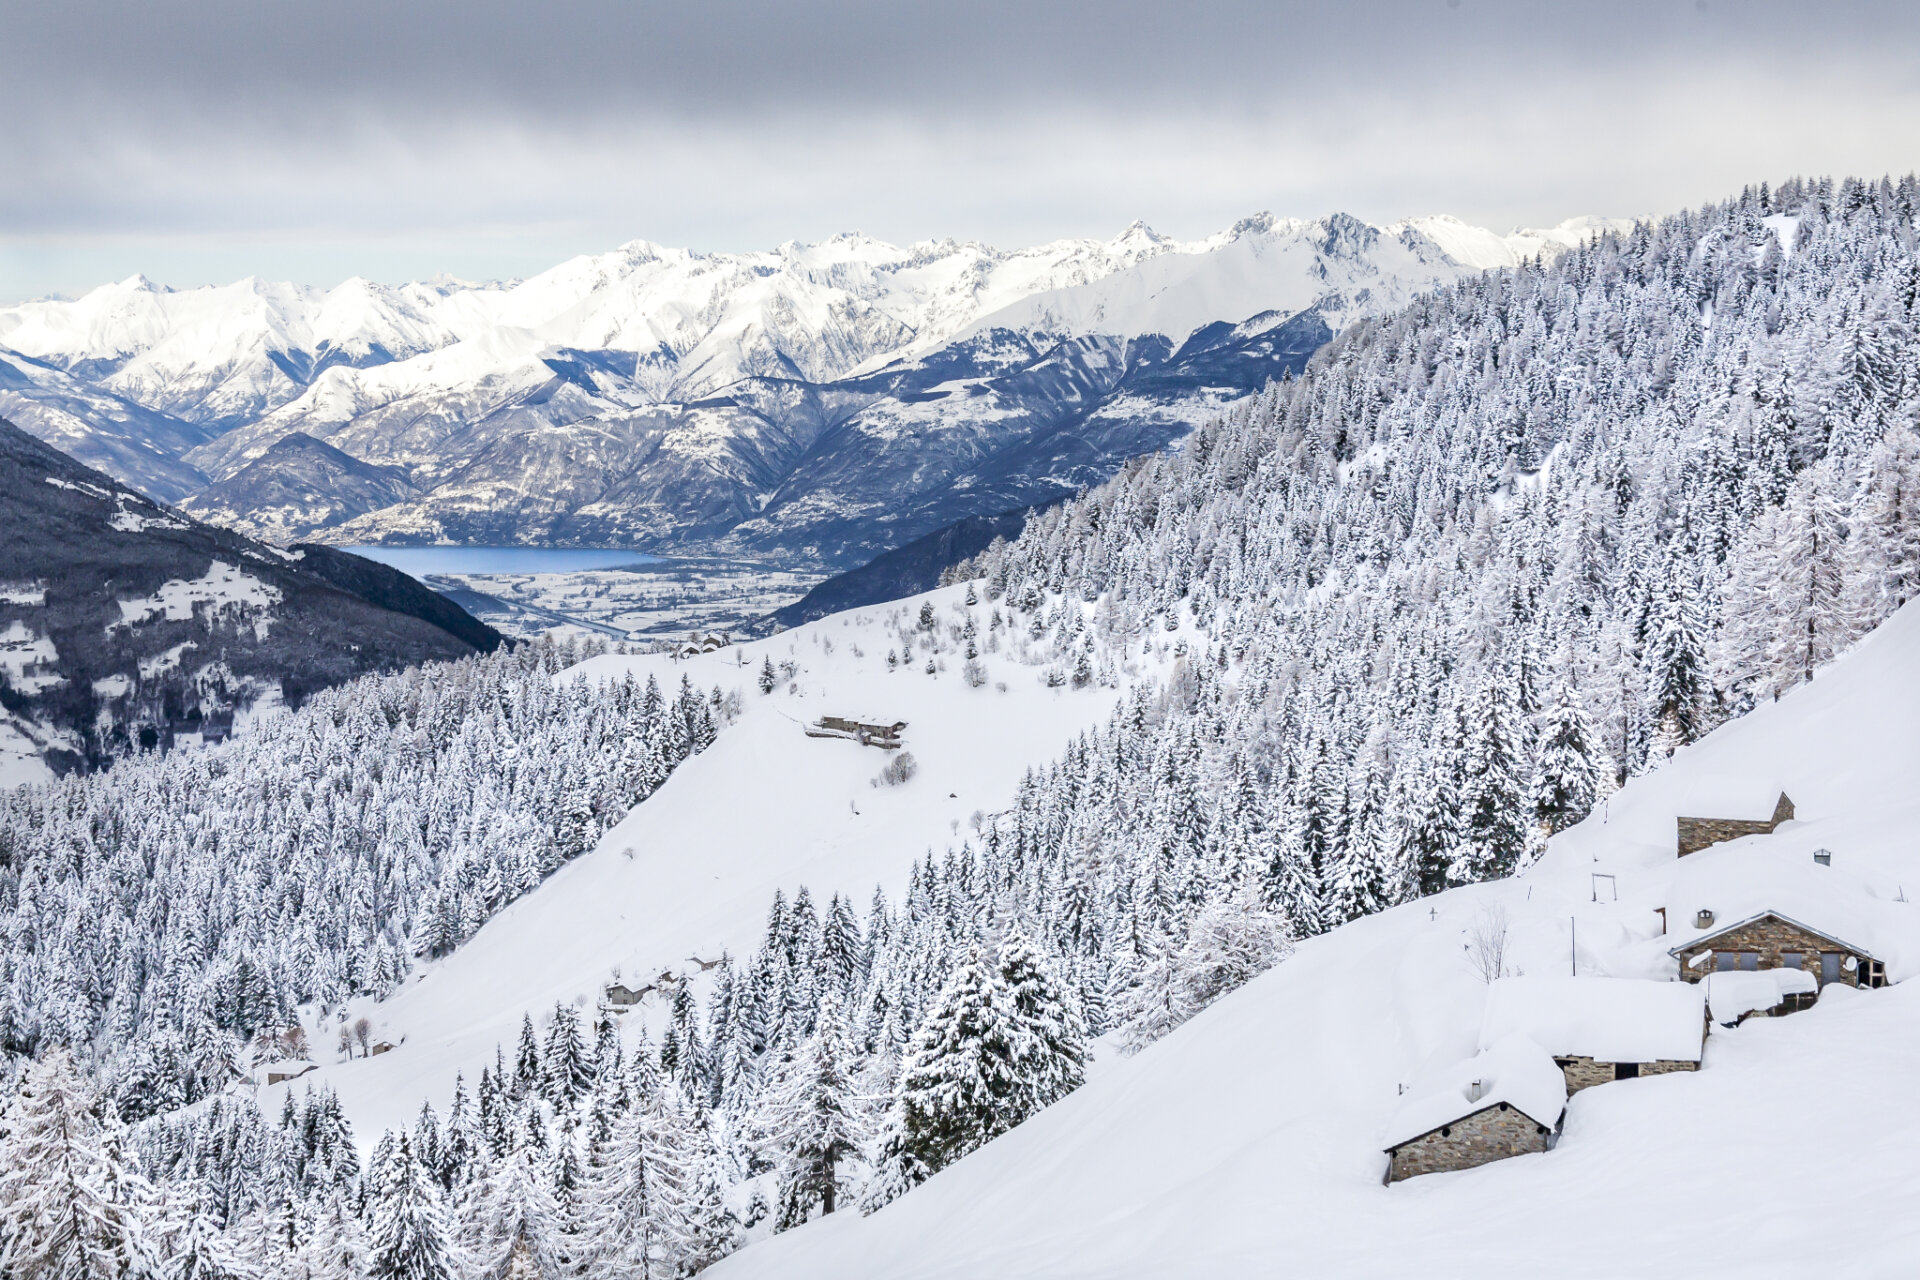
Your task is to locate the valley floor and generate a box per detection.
[415,556,821,641]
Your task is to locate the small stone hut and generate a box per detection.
[805,716,907,749]
[1478,977,1705,1095]
[1676,792,1795,856]
[1384,1036,1566,1184]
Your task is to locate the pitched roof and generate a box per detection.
[1661,847,1911,970]
[1479,977,1705,1065]
[1383,1034,1567,1152]
[1666,908,1878,961]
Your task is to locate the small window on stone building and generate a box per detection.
[1820,952,1843,985]
[1782,951,1804,969]
[1738,952,1760,972]
[1440,1127,1451,1137]
[1615,1062,1639,1080]
[1714,951,1737,972]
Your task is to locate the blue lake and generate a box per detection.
[342,546,661,577]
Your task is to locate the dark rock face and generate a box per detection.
[0,420,502,778]
[179,432,418,542]
[290,310,1330,568]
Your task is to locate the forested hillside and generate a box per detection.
[1,177,1916,1280]
[0,639,727,1112]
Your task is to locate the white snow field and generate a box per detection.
[274,585,1137,1146]
[706,600,1920,1280]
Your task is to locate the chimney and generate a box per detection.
[1694,909,1715,929]
[1813,849,1832,867]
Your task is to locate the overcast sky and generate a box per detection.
[5,0,1918,302]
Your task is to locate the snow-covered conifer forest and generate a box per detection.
[3,176,1919,1278]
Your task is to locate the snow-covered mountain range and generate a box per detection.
[0,214,1619,563]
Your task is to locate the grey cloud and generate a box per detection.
[4,1,1919,300]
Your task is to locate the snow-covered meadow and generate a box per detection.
[274,585,1146,1147]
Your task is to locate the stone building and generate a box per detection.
[1478,976,1705,1096]
[604,981,646,1009]
[805,716,908,748]
[1672,910,1887,1009]
[1676,792,1795,856]
[1385,1101,1556,1183]
[1384,1036,1566,1183]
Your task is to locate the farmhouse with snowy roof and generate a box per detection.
[1673,910,1886,1018]
[1665,846,1897,1022]
[1383,1036,1566,1183]
[603,981,646,1009]
[1479,977,1704,1095]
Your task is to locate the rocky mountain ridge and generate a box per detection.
[1,214,1623,564]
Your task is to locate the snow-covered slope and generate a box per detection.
[0,214,1627,562]
[0,347,213,502]
[272,584,1145,1145]
[705,600,1920,1280]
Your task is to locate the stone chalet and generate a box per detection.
[804,716,907,749]
[1479,977,1705,1095]
[671,632,730,659]
[1383,1035,1567,1183]
[1665,845,1898,1022]
[1676,791,1795,857]
[1672,910,1886,1019]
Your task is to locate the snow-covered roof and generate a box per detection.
[1670,909,1876,959]
[1662,851,1909,965]
[249,1059,318,1085]
[1665,777,1795,824]
[1478,977,1705,1065]
[1703,969,1818,1023]
[1383,1034,1567,1151]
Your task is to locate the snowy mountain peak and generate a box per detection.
[1105,219,1174,256]
[1311,211,1383,258]
[2,208,1626,556]
[1225,211,1281,240]
[3,209,1609,422]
